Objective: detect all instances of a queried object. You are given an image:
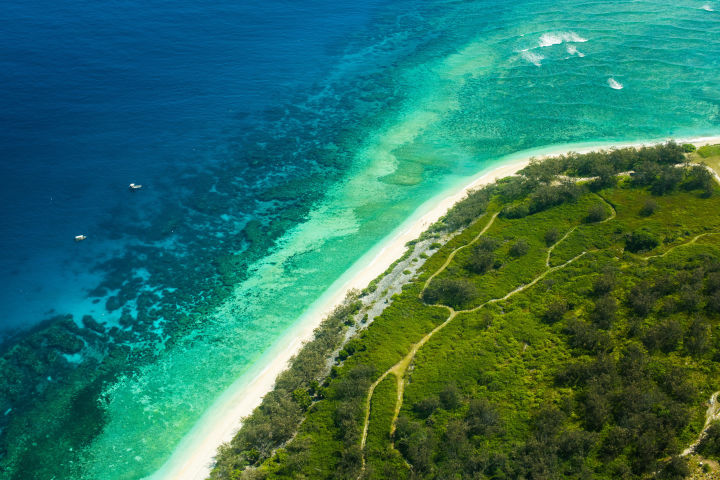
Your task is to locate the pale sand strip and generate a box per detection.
[148,135,720,480]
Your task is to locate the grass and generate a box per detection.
[216,144,720,480]
[691,143,720,178]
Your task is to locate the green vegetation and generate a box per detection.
[210,143,720,479]
[698,421,720,460]
[698,144,720,159]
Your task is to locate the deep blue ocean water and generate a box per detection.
[1,0,719,478]
[0,0,381,331]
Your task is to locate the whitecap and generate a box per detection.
[566,45,587,58]
[539,31,588,48]
[608,78,624,90]
[521,50,545,67]
[701,4,714,11]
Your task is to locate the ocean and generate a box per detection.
[0,0,718,478]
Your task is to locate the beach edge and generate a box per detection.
[149,134,720,480]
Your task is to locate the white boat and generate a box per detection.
[129,183,143,190]
[75,235,87,242]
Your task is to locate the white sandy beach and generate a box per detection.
[149,135,720,480]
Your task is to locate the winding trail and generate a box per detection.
[357,194,618,476]
[642,232,720,261]
[682,391,720,457]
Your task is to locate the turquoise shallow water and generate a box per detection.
[1,0,719,478]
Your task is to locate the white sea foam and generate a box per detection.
[608,78,624,90]
[539,31,588,48]
[566,45,587,58]
[521,50,545,66]
[701,4,715,11]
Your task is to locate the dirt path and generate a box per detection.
[357,205,603,476]
[643,232,720,261]
[683,392,720,457]
[358,193,620,477]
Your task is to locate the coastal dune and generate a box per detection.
[150,135,720,480]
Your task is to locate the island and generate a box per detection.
[209,142,720,480]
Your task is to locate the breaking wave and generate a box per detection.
[608,78,624,90]
[539,31,588,47]
[521,50,545,66]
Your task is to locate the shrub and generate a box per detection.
[440,186,493,230]
[679,284,701,312]
[529,181,583,213]
[509,239,530,257]
[707,291,720,314]
[586,203,608,222]
[682,164,714,196]
[466,398,500,435]
[643,319,683,353]
[544,227,561,246]
[698,421,720,459]
[439,384,460,410]
[477,236,500,252]
[292,388,312,411]
[501,202,530,219]
[590,295,617,329]
[414,396,440,418]
[590,164,619,191]
[338,445,363,478]
[684,318,710,356]
[625,230,659,253]
[422,278,477,308]
[467,251,494,273]
[651,166,683,195]
[627,283,656,317]
[639,199,658,217]
[681,143,696,153]
[657,456,690,480]
[592,273,615,296]
[542,300,568,324]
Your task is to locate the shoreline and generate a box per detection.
[149,134,720,480]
